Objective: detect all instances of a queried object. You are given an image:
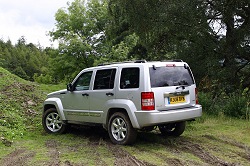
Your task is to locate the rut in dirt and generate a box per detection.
[68,126,153,166]
[135,133,241,166]
[45,140,61,166]
[203,134,250,162]
[0,148,35,166]
[107,142,153,166]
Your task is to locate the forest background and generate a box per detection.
[0,0,249,119]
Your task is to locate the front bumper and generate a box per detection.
[135,105,202,128]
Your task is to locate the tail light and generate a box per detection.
[141,92,155,110]
[195,88,198,104]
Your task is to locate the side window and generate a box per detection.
[74,71,93,91]
[120,68,140,89]
[94,69,116,90]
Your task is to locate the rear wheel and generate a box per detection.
[108,112,137,145]
[159,121,186,136]
[42,108,67,134]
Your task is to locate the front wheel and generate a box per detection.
[158,121,186,136]
[42,108,67,134]
[108,112,137,145]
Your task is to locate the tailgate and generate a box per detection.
[152,85,196,110]
[149,62,196,111]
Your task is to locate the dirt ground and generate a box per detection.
[1,125,250,166]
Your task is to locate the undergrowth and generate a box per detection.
[0,67,64,145]
[199,92,250,120]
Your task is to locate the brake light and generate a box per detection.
[141,92,155,110]
[166,64,176,67]
[195,88,198,104]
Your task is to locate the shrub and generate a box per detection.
[199,92,249,119]
[223,93,248,119]
[198,92,215,115]
[33,73,53,84]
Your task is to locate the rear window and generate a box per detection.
[149,66,194,88]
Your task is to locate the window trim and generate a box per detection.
[93,68,116,90]
[73,71,93,91]
[120,67,140,89]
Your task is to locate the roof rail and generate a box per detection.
[173,59,183,62]
[134,60,147,63]
[161,59,183,62]
[98,60,147,66]
[98,63,111,66]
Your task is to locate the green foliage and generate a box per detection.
[33,73,53,84]
[108,0,210,59]
[49,0,109,81]
[223,94,249,119]
[108,0,250,94]
[198,92,215,114]
[95,33,139,65]
[0,67,48,141]
[198,91,249,119]
[0,38,50,82]
[0,105,26,139]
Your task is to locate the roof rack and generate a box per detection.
[161,59,183,62]
[98,60,147,66]
[134,60,147,63]
[98,63,111,66]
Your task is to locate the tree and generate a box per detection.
[108,0,250,93]
[203,0,250,91]
[0,37,50,81]
[50,0,109,80]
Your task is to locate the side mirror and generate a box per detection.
[67,83,73,91]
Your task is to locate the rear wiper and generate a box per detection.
[184,64,189,69]
[176,85,189,90]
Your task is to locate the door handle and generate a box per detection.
[106,92,114,96]
[82,93,89,96]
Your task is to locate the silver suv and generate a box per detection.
[42,60,202,145]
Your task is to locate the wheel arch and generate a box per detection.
[103,99,140,129]
[43,104,56,112]
[43,97,66,120]
[105,108,127,129]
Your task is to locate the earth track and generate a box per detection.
[1,127,249,165]
[106,142,151,166]
[1,148,35,166]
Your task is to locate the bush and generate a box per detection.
[198,92,215,115]
[199,91,249,119]
[223,93,248,119]
[33,73,53,84]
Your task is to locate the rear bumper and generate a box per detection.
[134,105,202,128]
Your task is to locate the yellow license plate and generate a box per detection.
[169,96,185,104]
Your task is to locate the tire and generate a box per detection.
[158,121,186,136]
[108,112,137,145]
[42,108,67,134]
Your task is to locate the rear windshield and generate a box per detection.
[149,66,194,88]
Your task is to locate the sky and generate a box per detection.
[0,0,73,48]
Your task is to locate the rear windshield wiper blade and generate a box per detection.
[176,84,189,89]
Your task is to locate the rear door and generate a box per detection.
[149,63,196,111]
[88,68,117,123]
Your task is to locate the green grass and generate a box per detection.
[1,67,250,165]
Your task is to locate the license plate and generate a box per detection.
[169,96,185,104]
